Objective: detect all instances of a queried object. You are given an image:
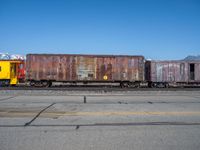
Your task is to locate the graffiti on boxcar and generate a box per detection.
[77,56,95,80]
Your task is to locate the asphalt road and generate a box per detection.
[0,90,200,150]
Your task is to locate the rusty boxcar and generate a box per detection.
[26,54,145,87]
[145,60,200,87]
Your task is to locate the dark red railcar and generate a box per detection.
[26,54,145,87]
[145,60,200,87]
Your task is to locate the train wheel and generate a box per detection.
[164,83,169,88]
[151,82,156,88]
[0,80,10,87]
[120,82,124,88]
[48,81,52,87]
[134,82,140,88]
[128,82,137,88]
[31,81,52,87]
[120,82,129,88]
[30,81,35,87]
[30,81,42,87]
[41,81,49,87]
[43,81,52,87]
[148,82,153,88]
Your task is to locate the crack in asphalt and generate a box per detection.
[24,103,56,126]
[1,122,200,128]
[0,96,17,102]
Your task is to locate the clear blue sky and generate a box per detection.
[0,0,200,60]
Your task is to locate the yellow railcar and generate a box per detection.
[0,60,22,86]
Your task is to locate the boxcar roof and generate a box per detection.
[27,54,144,58]
[147,60,200,63]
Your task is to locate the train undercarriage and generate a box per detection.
[26,80,200,88]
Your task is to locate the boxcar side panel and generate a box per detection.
[149,61,181,82]
[26,54,144,82]
[195,63,200,81]
[147,61,200,83]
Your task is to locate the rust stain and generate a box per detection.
[26,54,144,82]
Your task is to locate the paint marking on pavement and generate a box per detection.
[1,111,200,118]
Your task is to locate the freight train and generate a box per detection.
[0,54,200,87]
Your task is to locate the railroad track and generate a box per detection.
[0,86,200,91]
